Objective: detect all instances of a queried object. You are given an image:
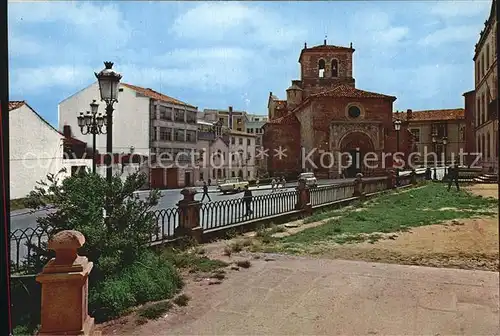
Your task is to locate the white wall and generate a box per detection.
[58,82,151,157]
[9,104,65,199]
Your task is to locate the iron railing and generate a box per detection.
[150,207,180,244]
[10,226,52,274]
[310,183,356,206]
[200,189,299,230]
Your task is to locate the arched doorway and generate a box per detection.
[339,131,375,178]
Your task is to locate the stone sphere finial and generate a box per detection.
[48,230,85,265]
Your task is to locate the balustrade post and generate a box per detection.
[295,179,312,214]
[433,167,437,180]
[353,173,365,199]
[410,169,417,185]
[36,230,95,336]
[175,187,203,242]
[387,170,397,189]
[425,167,432,180]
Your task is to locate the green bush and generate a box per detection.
[89,251,183,322]
[24,170,160,282]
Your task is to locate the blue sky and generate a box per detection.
[8,1,492,127]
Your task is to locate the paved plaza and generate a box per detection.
[127,255,499,336]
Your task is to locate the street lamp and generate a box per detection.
[393,119,402,186]
[95,61,122,183]
[442,136,448,176]
[77,100,106,174]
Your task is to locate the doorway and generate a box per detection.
[346,149,361,178]
[184,171,191,187]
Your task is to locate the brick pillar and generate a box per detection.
[175,187,203,242]
[295,179,312,214]
[353,173,365,199]
[36,230,95,336]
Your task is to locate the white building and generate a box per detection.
[59,82,199,188]
[9,101,91,200]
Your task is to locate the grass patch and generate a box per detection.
[162,248,228,273]
[266,183,497,250]
[137,300,172,320]
[173,294,190,306]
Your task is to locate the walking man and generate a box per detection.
[281,176,286,190]
[447,163,460,192]
[201,181,211,201]
[271,178,277,192]
[243,185,253,216]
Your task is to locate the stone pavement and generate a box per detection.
[140,255,500,335]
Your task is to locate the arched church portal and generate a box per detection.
[339,131,375,178]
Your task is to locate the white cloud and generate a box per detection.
[429,0,491,18]
[9,33,43,56]
[170,2,307,49]
[8,1,130,48]
[418,25,481,46]
[10,65,94,94]
[353,9,409,45]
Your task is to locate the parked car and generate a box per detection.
[298,172,317,188]
[218,178,249,194]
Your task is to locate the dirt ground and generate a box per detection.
[308,184,499,271]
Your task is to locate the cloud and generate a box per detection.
[353,9,409,45]
[170,2,307,49]
[10,65,94,94]
[9,33,43,57]
[429,0,491,19]
[418,24,482,46]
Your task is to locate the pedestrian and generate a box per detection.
[447,163,460,192]
[256,178,260,188]
[201,181,211,201]
[281,176,286,189]
[243,185,253,216]
[271,178,276,192]
[208,178,211,186]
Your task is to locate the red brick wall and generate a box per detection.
[263,122,302,178]
[300,51,355,98]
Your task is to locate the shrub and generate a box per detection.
[24,170,161,282]
[89,251,183,322]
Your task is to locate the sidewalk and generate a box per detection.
[132,255,499,336]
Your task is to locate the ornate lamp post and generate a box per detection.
[393,119,402,186]
[431,131,437,163]
[95,62,122,183]
[77,100,106,174]
[442,136,448,176]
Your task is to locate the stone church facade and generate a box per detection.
[263,40,413,179]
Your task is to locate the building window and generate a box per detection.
[318,59,325,78]
[200,172,204,180]
[255,118,259,121]
[247,139,251,146]
[348,105,361,118]
[159,106,172,120]
[410,129,420,142]
[231,137,235,145]
[152,127,157,141]
[481,53,485,77]
[477,98,481,126]
[159,127,171,141]
[239,138,243,145]
[482,93,486,124]
[331,59,338,77]
[174,109,184,122]
[237,128,242,131]
[174,129,185,141]
[486,44,490,69]
[186,111,196,124]
[186,130,196,142]
[232,171,235,177]
[247,171,250,177]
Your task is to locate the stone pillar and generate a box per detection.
[410,169,417,185]
[36,230,95,336]
[425,167,432,180]
[175,187,203,242]
[387,170,396,189]
[353,173,365,198]
[295,179,312,214]
[433,167,437,180]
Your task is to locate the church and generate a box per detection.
[263,40,414,179]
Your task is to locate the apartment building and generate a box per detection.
[59,82,199,188]
[202,106,249,131]
[395,109,467,165]
[473,0,498,172]
[246,114,268,176]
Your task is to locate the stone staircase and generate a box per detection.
[473,173,498,184]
